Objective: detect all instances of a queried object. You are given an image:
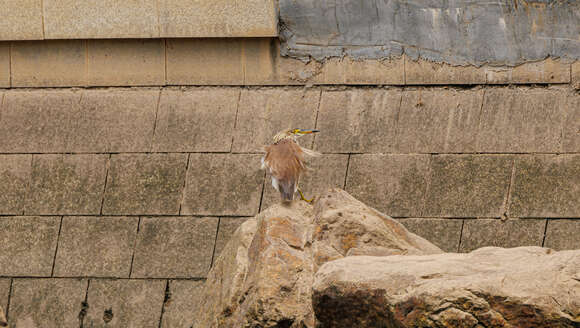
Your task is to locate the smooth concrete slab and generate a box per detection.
[0,155,31,215]
[459,219,546,252]
[0,0,43,40]
[397,218,463,253]
[544,219,580,251]
[161,280,205,328]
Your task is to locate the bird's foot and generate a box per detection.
[298,189,314,203]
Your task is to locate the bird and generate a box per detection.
[261,128,321,202]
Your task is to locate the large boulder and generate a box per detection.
[194,189,442,327]
[313,247,580,328]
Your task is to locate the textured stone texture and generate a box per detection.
[486,58,571,84]
[0,217,60,276]
[424,155,513,217]
[85,279,165,328]
[233,88,319,152]
[544,219,580,251]
[459,219,546,253]
[43,0,158,39]
[159,0,277,37]
[319,57,405,85]
[0,155,31,215]
[152,88,239,152]
[313,248,580,328]
[53,217,138,278]
[510,155,580,218]
[477,88,567,153]
[405,58,486,85]
[161,280,204,328]
[397,218,463,253]
[0,44,8,87]
[0,279,10,317]
[26,154,108,215]
[102,154,187,215]
[563,91,579,152]
[166,38,244,85]
[346,154,430,217]
[213,217,249,261]
[87,39,165,86]
[182,154,263,216]
[0,0,43,40]
[315,89,400,153]
[573,61,580,89]
[132,217,218,278]
[396,89,483,153]
[11,40,86,87]
[9,279,87,328]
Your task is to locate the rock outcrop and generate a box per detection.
[313,247,580,328]
[194,189,441,327]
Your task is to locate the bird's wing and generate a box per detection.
[264,140,305,200]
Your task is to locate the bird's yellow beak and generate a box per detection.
[298,129,320,135]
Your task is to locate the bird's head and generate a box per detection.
[273,128,320,143]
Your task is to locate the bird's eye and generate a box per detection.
[293,129,300,134]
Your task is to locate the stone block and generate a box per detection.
[0,279,10,313]
[346,154,430,217]
[562,92,579,152]
[152,88,239,152]
[424,155,513,218]
[395,89,483,153]
[486,58,571,84]
[510,155,580,218]
[314,89,400,153]
[159,0,277,37]
[11,40,86,87]
[87,39,165,86]
[132,217,218,278]
[85,279,165,328]
[0,155,31,215]
[43,0,158,39]
[0,43,9,87]
[261,154,348,209]
[26,154,108,215]
[459,219,546,253]
[161,280,204,328]
[232,88,319,152]
[573,61,580,90]
[53,217,138,278]
[166,38,244,85]
[0,0,43,40]
[405,57,486,85]
[544,219,580,251]
[9,279,87,328]
[477,88,567,153]
[0,90,81,152]
[213,217,249,261]
[397,218,463,253]
[0,217,60,276]
[102,154,187,215]
[319,57,405,85]
[71,89,158,152]
[182,154,264,216]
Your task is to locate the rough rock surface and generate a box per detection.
[313,247,580,328]
[0,306,6,327]
[194,189,442,327]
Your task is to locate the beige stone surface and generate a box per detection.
[11,40,86,87]
[166,38,244,85]
[573,61,580,90]
[396,89,483,153]
[459,219,545,252]
[0,0,43,40]
[346,154,430,217]
[510,155,580,218]
[159,0,276,37]
[53,217,138,277]
[9,279,87,328]
[0,217,60,276]
[26,154,108,215]
[405,57,486,85]
[0,155,31,215]
[87,39,165,86]
[477,88,567,153]
[43,0,158,39]
[563,91,579,152]
[315,89,400,153]
[85,279,165,328]
[102,154,188,215]
[232,88,319,152]
[544,219,580,251]
[0,279,10,317]
[0,304,5,327]
[213,217,249,261]
[182,154,264,216]
[397,218,463,253]
[152,88,239,152]
[313,247,580,327]
[424,155,513,217]
[0,44,9,87]
[161,280,204,328]
[261,154,348,209]
[486,58,571,84]
[132,217,218,278]
[320,57,405,85]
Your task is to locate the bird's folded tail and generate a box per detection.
[279,180,295,201]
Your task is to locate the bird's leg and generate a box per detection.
[298,188,313,203]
